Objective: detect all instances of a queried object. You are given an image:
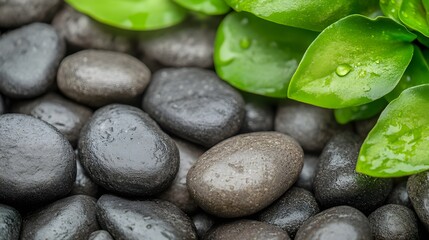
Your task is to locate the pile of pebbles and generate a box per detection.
[0,2,427,240]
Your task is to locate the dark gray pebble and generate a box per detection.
[368,204,419,240]
[21,195,98,239]
[143,68,244,147]
[192,212,216,238]
[96,194,197,240]
[407,171,429,231]
[70,158,99,198]
[0,0,61,28]
[11,92,92,146]
[0,204,21,240]
[52,6,133,53]
[240,98,274,133]
[355,116,378,139]
[295,154,319,192]
[187,132,304,218]
[295,206,372,240]
[0,94,4,114]
[88,230,114,240]
[0,114,75,205]
[58,50,151,107]
[158,137,204,213]
[0,23,65,98]
[258,187,320,238]
[275,101,339,152]
[386,181,412,208]
[314,132,392,213]
[204,220,290,240]
[79,104,179,196]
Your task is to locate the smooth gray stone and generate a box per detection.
[240,98,274,133]
[88,230,114,240]
[0,204,21,240]
[70,159,99,198]
[386,181,412,208]
[192,212,215,238]
[295,154,319,192]
[407,171,429,231]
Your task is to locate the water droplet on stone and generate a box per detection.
[239,38,251,49]
[335,64,352,77]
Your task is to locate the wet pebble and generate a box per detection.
[0,114,75,205]
[52,6,133,53]
[240,97,274,133]
[192,212,216,238]
[407,171,429,231]
[205,220,290,240]
[0,23,65,98]
[187,132,303,218]
[355,116,378,139]
[11,92,92,146]
[88,230,114,240]
[295,206,371,240]
[79,104,179,196]
[0,204,21,240]
[258,187,320,238]
[368,204,419,240]
[314,132,392,213]
[143,68,244,147]
[295,154,319,192]
[21,195,98,239]
[275,101,339,152]
[70,159,99,198]
[386,181,412,208]
[58,50,151,107]
[96,194,197,240]
[0,0,61,28]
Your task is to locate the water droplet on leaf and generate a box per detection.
[335,64,352,77]
[239,37,251,49]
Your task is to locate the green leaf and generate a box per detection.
[214,12,317,98]
[65,0,187,30]
[334,98,388,124]
[356,84,429,177]
[399,0,429,37]
[385,45,429,101]
[223,0,379,31]
[173,0,230,15]
[287,15,416,109]
[380,0,403,21]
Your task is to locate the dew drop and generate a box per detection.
[363,86,371,92]
[239,37,251,49]
[335,64,352,77]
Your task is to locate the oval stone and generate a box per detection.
[20,195,98,239]
[0,204,21,240]
[295,154,319,192]
[0,23,65,98]
[88,230,114,240]
[192,212,215,238]
[58,50,151,107]
[295,206,372,240]
[96,195,197,240]
[407,171,429,231]
[70,158,99,198]
[79,104,179,196]
[386,181,412,208]
[0,114,75,205]
[142,68,244,147]
[187,132,304,218]
[240,96,275,133]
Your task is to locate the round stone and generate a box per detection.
[88,230,114,240]
[11,93,92,146]
[205,220,290,240]
[314,132,392,213]
[52,6,133,53]
[0,204,21,240]
[142,68,244,147]
[192,212,215,238]
[0,23,65,98]
[368,204,419,240]
[20,195,98,239]
[275,101,339,152]
[79,104,179,196]
[407,171,429,231]
[386,181,412,208]
[158,137,204,213]
[295,154,319,192]
[187,132,304,218]
[70,158,99,198]
[57,50,151,107]
[295,206,372,240]
[240,96,274,133]
[96,194,197,240]
[0,114,75,205]
[258,187,320,238]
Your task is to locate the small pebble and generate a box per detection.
[52,6,133,53]
[295,154,319,192]
[275,101,339,152]
[20,195,98,239]
[368,204,419,240]
[314,132,392,213]
[240,97,274,133]
[386,181,412,208]
[70,158,99,198]
[295,206,372,240]
[258,187,320,238]
[11,92,92,146]
[0,23,65,98]
[204,220,290,240]
[79,104,179,196]
[192,212,216,238]
[187,132,303,218]
[0,204,21,240]
[0,114,75,205]
[355,116,378,139]
[88,230,114,240]
[96,194,197,240]
[143,68,244,147]
[57,49,151,107]
[407,171,429,231]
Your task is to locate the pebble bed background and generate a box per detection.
[0,1,428,240]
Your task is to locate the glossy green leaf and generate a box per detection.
[380,0,403,21]
[399,0,429,37]
[287,15,416,109]
[356,84,429,177]
[334,98,388,124]
[214,12,317,98]
[223,0,379,31]
[385,45,429,101]
[65,0,187,30]
[173,0,230,15]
